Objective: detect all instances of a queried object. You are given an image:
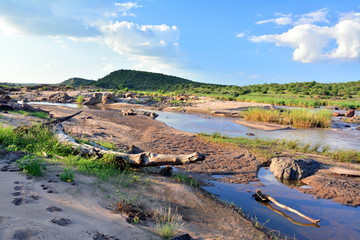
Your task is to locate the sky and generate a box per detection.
[0,0,359,86]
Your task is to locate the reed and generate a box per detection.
[241,108,332,128]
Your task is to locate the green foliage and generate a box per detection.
[16,155,46,176]
[76,95,85,104]
[0,124,73,156]
[60,168,76,182]
[96,141,116,150]
[60,77,95,87]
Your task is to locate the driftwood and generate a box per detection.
[54,123,205,167]
[254,189,320,225]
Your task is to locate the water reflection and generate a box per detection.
[204,168,360,240]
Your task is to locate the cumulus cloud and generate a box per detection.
[256,9,329,26]
[100,21,180,58]
[250,11,360,62]
[115,2,142,17]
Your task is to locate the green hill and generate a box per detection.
[93,69,203,90]
[61,78,95,87]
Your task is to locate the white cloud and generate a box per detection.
[250,11,360,63]
[256,16,293,25]
[115,2,142,17]
[236,31,247,38]
[256,9,329,26]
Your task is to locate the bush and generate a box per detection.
[76,95,85,104]
[60,168,76,182]
[17,155,46,176]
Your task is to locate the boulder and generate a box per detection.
[345,109,355,117]
[48,92,73,103]
[270,157,320,180]
[101,93,119,104]
[0,94,12,103]
[83,93,102,105]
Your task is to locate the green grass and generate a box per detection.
[241,108,332,128]
[154,206,182,239]
[76,95,85,104]
[172,173,200,187]
[11,110,49,119]
[60,167,76,182]
[16,155,46,176]
[198,133,360,163]
[0,124,73,156]
[96,141,117,150]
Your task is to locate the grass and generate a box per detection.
[96,141,117,150]
[76,95,85,104]
[172,173,200,187]
[60,167,76,182]
[16,155,46,176]
[241,108,332,128]
[11,110,49,119]
[154,206,182,239]
[198,132,360,163]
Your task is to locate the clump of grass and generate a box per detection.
[241,108,332,128]
[16,155,46,176]
[154,206,182,239]
[11,110,49,119]
[76,95,85,104]
[60,167,76,182]
[172,173,200,187]
[96,141,117,150]
[329,150,360,163]
[0,124,73,156]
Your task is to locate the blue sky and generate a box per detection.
[0,0,359,86]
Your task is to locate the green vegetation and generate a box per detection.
[199,133,360,163]
[96,141,117,150]
[76,95,85,104]
[16,155,46,176]
[60,69,360,109]
[241,108,332,128]
[0,124,72,156]
[172,173,200,187]
[60,167,76,182]
[11,110,49,119]
[154,206,182,239]
[61,77,95,87]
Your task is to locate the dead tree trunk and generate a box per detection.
[54,123,205,167]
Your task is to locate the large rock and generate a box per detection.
[101,93,119,104]
[270,157,320,180]
[83,93,102,105]
[48,92,73,103]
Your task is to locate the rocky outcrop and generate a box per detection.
[48,92,73,103]
[270,157,320,180]
[0,94,46,113]
[83,93,102,105]
[101,93,120,104]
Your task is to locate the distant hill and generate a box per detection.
[61,78,95,87]
[93,69,203,90]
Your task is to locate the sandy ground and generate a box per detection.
[0,108,268,239]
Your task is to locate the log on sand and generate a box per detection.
[254,189,320,225]
[54,123,205,167]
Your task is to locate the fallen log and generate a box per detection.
[44,111,83,126]
[254,189,320,225]
[54,123,205,167]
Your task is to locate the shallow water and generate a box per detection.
[204,168,360,240]
[28,102,87,109]
[153,110,360,151]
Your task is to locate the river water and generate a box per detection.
[29,102,360,239]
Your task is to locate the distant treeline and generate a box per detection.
[61,69,360,99]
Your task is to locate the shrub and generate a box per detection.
[154,207,182,239]
[17,155,46,176]
[60,168,76,182]
[76,95,85,104]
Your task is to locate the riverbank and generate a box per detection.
[0,107,268,240]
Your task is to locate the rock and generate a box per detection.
[333,112,344,117]
[0,94,12,103]
[159,166,173,176]
[344,125,351,128]
[48,92,73,103]
[122,109,136,116]
[345,109,355,117]
[51,218,71,226]
[270,157,320,180]
[101,93,119,104]
[83,93,102,105]
[0,103,14,111]
[246,132,255,136]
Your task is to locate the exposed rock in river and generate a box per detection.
[270,157,320,180]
